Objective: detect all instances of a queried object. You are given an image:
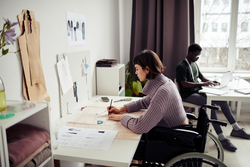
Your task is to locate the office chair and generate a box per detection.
[130,105,227,167]
[174,78,200,116]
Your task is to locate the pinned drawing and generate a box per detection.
[67,11,86,46]
[57,56,73,94]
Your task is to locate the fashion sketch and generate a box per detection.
[66,11,86,46]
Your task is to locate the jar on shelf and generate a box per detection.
[0,77,6,111]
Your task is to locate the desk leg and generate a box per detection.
[54,160,61,167]
[231,101,236,111]
[236,101,242,122]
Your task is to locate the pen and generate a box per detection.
[109,99,113,115]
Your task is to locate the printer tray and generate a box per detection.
[96,59,117,67]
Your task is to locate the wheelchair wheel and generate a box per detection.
[164,152,227,167]
[205,132,224,162]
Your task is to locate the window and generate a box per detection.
[214,0,220,5]
[223,0,229,5]
[203,23,208,32]
[212,23,218,32]
[195,0,250,73]
[221,23,228,32]
[241,22,248,32]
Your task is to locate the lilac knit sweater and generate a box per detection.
[120,74,186,134]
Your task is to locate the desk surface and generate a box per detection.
[53,95,142,167]
[205,79,250,121]
[206,79,250,99]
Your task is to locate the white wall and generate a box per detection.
[119,0,132,65]
[0,0,132,123]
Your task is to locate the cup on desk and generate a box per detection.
[234,75,240,84]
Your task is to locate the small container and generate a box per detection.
[234,75,240,85]
[0,77,6,111]
[53,125,59,150]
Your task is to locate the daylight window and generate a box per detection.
[212,23,218,32]
[241,22,248,32]
[221,23,228,32]
[196,0,250,72]
[203,23,208,32]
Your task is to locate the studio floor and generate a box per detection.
[210,110,250,167]
[81,109,250,167]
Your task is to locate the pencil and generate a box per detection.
[109,99,113,115]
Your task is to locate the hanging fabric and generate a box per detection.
[17,10,50,102]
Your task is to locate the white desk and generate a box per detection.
[53,95,142,167]
[206,79,250,121]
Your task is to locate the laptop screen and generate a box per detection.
[220,72,232,88]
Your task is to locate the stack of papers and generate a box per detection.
[199,88,228,96]
[58,126,118,150]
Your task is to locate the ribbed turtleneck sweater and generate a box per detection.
[120,74,186,134]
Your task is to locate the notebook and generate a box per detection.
[204,72,232,89]
[235,88,250,95]
[199,88,228,96]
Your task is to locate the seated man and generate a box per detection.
[175,43,250,152]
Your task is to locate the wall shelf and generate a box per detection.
[96,64,125,96]
[0,101,53,167]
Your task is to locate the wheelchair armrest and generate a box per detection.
[210,119,227,127]
[186,113,198,120]
[153,127,201,138]
[202,104,219,111]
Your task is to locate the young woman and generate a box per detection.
[108,49,189,133]
[106,50,189,163]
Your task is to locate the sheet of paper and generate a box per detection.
[67,103,144,140]
[58,126,118,150]
[57,57,73,94]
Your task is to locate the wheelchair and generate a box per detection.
[130,105,228,167]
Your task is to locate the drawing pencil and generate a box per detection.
[109,99,113,115]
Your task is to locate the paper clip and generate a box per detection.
[81,106,87,111]
[97,120,103,124]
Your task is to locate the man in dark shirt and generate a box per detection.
[176,43,250,152]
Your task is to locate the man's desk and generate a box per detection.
[53,96,143,167]
[206,79,250,121]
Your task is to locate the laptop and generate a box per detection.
[205,72,232,89]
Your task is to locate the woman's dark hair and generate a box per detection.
[188,43,202,53]
[133,49,166,79]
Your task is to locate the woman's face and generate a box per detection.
[135,64,149,81]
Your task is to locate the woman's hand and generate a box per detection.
[108,114,124,121]
[107,106,127,115]
[107,105,128,121]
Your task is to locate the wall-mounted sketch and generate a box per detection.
[67,11,86,46]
